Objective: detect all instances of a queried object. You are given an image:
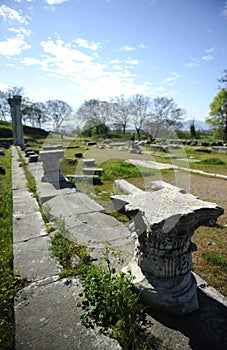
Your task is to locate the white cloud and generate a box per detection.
[0,4,28,24]
[119,45,136,52]
[40,38,94,62]
[0,36,30,56]
[205,47,214,53]
[202,54,213,61]
[165,72,182,83]
[75,38,101,51]
[154,86,165,91]
[221,2,227,19]
[44,0,69,4]
[118,43,146,52]
[8,27,32,36]
[21,37,152,104]
[109,57,139,66]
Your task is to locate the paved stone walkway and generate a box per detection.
[12,146,227,350]
[12,146,121,350]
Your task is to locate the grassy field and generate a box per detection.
[0,148,27,350]
[60,144,227,296]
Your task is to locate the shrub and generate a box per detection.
[200,158,225,166]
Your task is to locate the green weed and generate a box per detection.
[200,157,225,166]
[201,252,227,270]
[49,228,163,349]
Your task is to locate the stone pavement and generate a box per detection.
[12,146,227,350]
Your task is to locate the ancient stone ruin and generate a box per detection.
[7,95,24,146]
[39,146,74,188]
[111,187,224,315]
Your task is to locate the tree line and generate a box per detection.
[1,69,227,139]
[0,86,73,131]
[0,86,186,139]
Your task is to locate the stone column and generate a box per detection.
[39,149,64,185]
[39,148,75,189]
[8,95,24,146]
[111,188,224,315]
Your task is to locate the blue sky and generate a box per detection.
[0,0,227,122]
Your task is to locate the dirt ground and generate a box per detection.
[185,173,227,226]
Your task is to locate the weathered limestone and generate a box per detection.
[83,158,96,167]
[212,146,227,153]
[114,179,143,194]
[83,167,104,176]
[39,149,74,188]
[8,95,24,146]
[128,141,142,154]
[111,189,224,315]
[151,180,186,194]
[150,144,168,152]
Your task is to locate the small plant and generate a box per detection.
[200,157,225,166]
[40,203,51,223]
[50,231,78,269]
[202,251,227,270]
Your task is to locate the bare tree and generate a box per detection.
[110,95,131,134]
[22,101,49,128]
[129,94,151,139]
[142,97,185,138]
[46,100,73,131]
[77,99,110,134]
[0,91,9,120]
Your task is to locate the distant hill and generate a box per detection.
[181,119,210,131]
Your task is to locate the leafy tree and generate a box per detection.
[142,97,184,138]
[218,69,227,89]
[46,99,73,131]
[206,89,227,140]
[129,94,151,139]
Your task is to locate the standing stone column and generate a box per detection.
[39,147,75,189]
[111,188,224,315]
[8,95,24,146]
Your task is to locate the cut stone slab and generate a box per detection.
[151,180,186,194]
[45,191,105,219]
[37,181,77,203]
[13,193,40,216]
[13,211,47,243]
[83,158,96,166]
[15,277,120,350]
[114,179,143,194]
[128,159,174,170]
[67,211,132,247]
[14,235,60,281]
[83,167,104,176]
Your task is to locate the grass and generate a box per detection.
[201,251,227,270]
[191,224,227,295]
[200,157,225,166]
[0,148,27,350]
